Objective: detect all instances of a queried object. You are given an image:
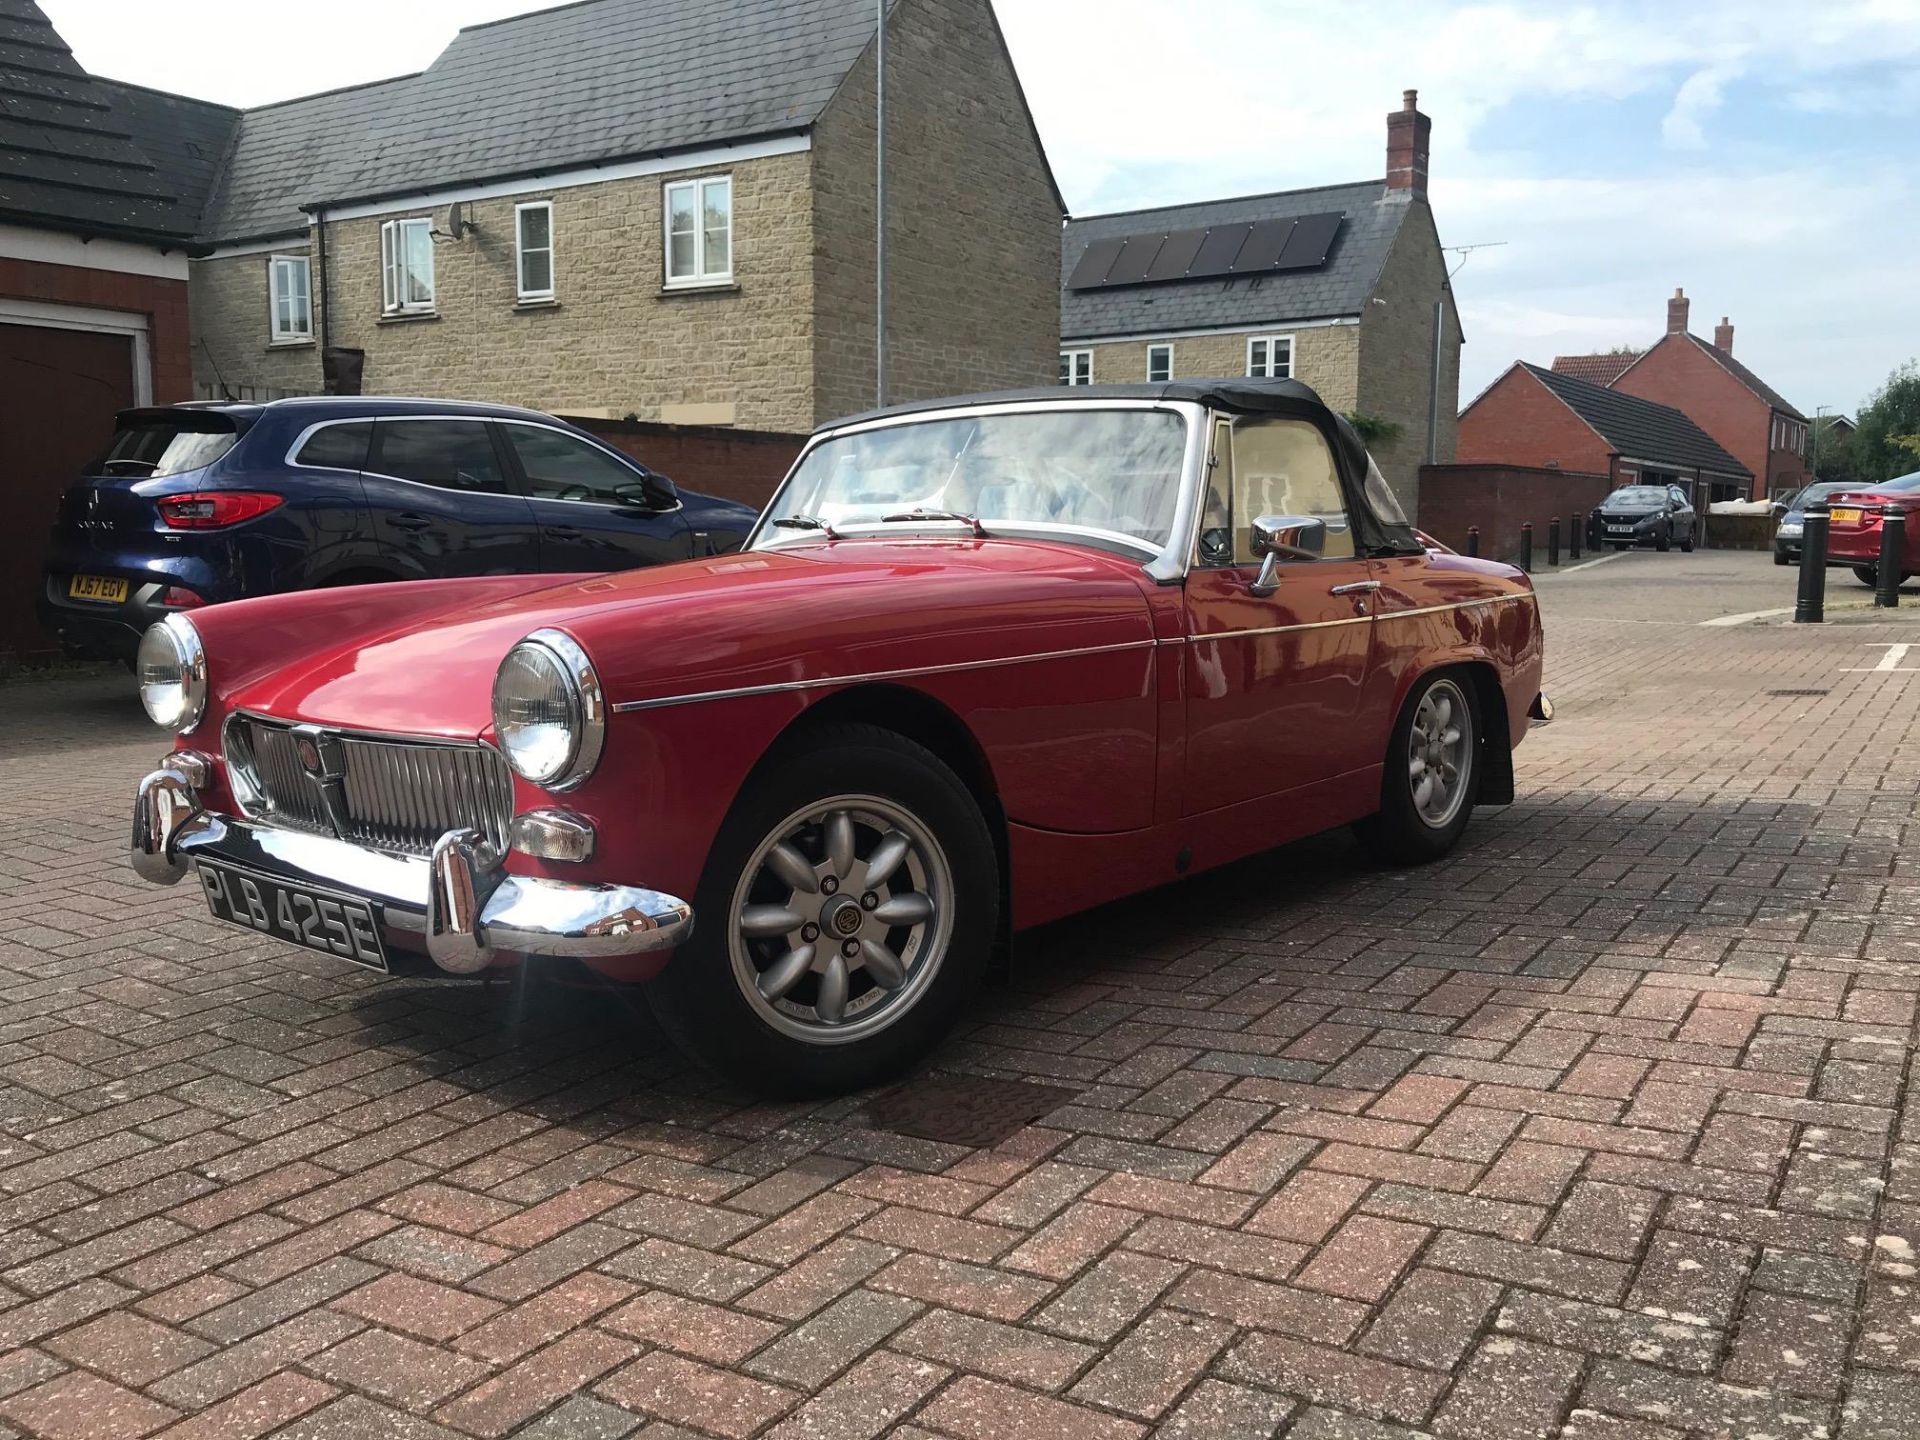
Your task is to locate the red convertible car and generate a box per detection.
[131,380,1548,1092]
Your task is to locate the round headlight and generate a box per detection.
[136,614,207,733]
[491,629,605,791]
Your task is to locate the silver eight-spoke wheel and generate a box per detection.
[727,795,953,1045]
[1409,677,1474,830]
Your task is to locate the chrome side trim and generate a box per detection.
[611,637,1160,714]
[1182,593,1530,645]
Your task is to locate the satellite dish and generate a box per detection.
[436,201,472,240]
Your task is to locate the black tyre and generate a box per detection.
[1655,526,1671,552]
[1773,548,1790,566]
[1356,671,1481,866]
[646,724,997,1095]
[1680,530,1695,553]
[1855,565,1878,587]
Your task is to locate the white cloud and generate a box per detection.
[1661,67,1732,149]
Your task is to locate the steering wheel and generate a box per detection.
[552,484,593,502]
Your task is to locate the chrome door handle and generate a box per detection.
[1329,580,1381,596]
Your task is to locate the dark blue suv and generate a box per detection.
[39,397,760,662]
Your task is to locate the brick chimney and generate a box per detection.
[1385,89,1430,199]
[1666,287,1690,336]
[1714,316,1734,353]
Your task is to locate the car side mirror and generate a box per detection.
[617,474,680,511]
[1248,514,1325,597]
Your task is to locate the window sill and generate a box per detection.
[513,297,560,312]
[659,279,739,298]
[378,310,440,326]
[267,338,315,350]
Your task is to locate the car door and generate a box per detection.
[1669,485,1696,541]
[498,422,692,573]
[361,418,541,577]
[1182,414,1379,816]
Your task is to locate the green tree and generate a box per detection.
[1344,412,1404,447]
[1852,361,1920,483]
[1809,416,1857,484]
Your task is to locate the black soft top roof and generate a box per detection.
[821,379,1421,558]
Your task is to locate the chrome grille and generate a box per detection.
[227,717,514,858]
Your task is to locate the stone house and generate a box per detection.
[189,0,1064,431]
[1553,289,1810,501]
[1058,91,1462,516]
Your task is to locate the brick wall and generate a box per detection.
[1610,337,1797,500]
[1077,326,1360,408]
[1419,462,1613,563]
[811,0,1062,425]
[0,254,192,402]
[191,152,818,430]
[566,415,807,513]
[1356,200,1461,519]
[1457,366,1614,474]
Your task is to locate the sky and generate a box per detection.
[43,0,1920,418]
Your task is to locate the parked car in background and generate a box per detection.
[129,379,1550,1093]
[1772,480,1878,565]
[1586,484,1697,552]
[40,397,758,663]
[1824,471,1920,587]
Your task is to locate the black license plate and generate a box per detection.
[197,861,388,971]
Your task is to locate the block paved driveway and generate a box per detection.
[3,548,1920,1440]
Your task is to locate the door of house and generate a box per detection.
[0,322,137,662]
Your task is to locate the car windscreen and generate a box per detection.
[1791,482,1865,509]
[95,414,240,478]
[1604,487,1667,507]
[758,408,1191,554]
[1874,471,1920,494]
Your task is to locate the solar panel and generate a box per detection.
[1236,219,1297,273]
[1067,236,1126,290]
[1102,234,1165,287]
[1189,223,1252,278]
[1275,212,1343,271]
[1143,227,1207,283]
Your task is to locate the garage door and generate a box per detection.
[0,322,136,663]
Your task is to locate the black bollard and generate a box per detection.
[1570,514,1582,561]
[1877,504,1906,608]
[1548,516,1561,566]
[1519,521,1533,573]
[1465,527,1479,557]
[1795,504,1828,624]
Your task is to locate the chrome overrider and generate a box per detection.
[132,754,693,973]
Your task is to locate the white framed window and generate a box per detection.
[380,217,435,315]
[664,175,733,287]
[268,254,312,343]
[515,201,554,302]
[1146,343,1173,384]
[1059,350,1093,386]
[1246,334,1294,380]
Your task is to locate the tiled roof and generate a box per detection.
[92,79,239,238]
[1061,180,1409,341]
[0,0,223,244]
[1551,351,1641,387]
[1521,362,1752,479]
[202,0,889,241]
[1679,332,1805,422]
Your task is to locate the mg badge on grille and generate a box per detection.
[291,725,351,837]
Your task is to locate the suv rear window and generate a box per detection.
[294,422,371,470]
[97,414,239,478]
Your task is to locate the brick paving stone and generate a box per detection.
[450,1271,636,1365]
[42,1309,213,1387]
[1169,1269,1367,1344]
[432,1328,638,1438]
[598,1352,800,1439]
[1153,1378,1297,1439]
[1495,1294,1720,1374]
[1121,1214,1307,1282]
[602,1288,785,1364]
[892,1307,1095,1390]
[1221,1332,1447,1425]
[1295,1214,1429,1302]
[1245,1169,1372,1243]
[147,1374,337,1440]
[1426,1230,1630,1304]
[1030,1250,1182,1342]
[332,1269,503,1343]
[1002,1201,1138,1279]
[914,1374,1146,1440]
[1430,1336,1583,1440]
[1543,1180,1660,1260]
[1358,1268,1503,1370]
[270,1394,469,1440]
[761,1351,948,1440]
[510,1396,644,1440]
[306,1327,490,1413]
[0,1370,180,1440]
[1623,1230,1751,1326]
[742,1238,900,1321]
[1722,1289,1850,1398]
[1579,1357,1830,1438]
[1841,1371,1920,1438]
[1066,1307,1232,1418]
[746,1289,922,1389]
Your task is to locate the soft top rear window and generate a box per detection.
[96,412,240,478]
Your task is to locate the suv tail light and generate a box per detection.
[157,492,284,530]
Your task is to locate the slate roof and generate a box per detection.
[202,0,892,241]
[1551,351,1641,387]
[1520,362,1751,479]
[0,0,220,244]
[1061,180,1409,342]
[92,79,239,236]
[1678,332,1805,422]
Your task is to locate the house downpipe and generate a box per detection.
[313,205,330,358]
[1426,299,1443,464]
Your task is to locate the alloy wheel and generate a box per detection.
[1408,678,1474,830]
[727,795,953,1045]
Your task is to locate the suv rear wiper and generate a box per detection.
[880,508,987,538]
[771,514,841,539]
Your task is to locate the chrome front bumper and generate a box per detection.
[132,762,693,973]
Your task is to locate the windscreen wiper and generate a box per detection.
[879,508,987,538]
[771,514,841,539]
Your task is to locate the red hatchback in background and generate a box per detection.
[1824,471,1920,588]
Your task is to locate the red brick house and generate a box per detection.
[0,1,235,660]
[1608,289,1809,501]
